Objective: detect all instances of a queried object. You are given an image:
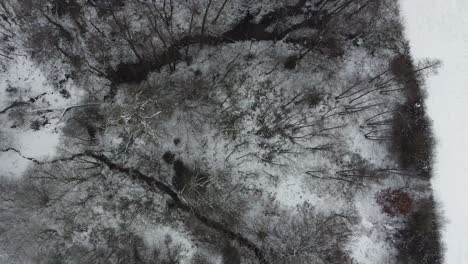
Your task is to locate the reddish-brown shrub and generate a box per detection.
[376,188,413,217]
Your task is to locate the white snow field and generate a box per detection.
[0,57,82,177]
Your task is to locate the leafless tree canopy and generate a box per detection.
[0,0,442,263]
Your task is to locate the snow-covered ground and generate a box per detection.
[400,1,468,263]
[0,1,446,263]
[0,57,82,177]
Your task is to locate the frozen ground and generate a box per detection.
[401,0,468,263]
[0,57,82,177]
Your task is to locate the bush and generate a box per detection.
[390,55,424,101]
[284,55,299,70]
[376,188,413,217]
[390,55,435,178]
[191,251,213,264]
[391,101,434,178]
[50,0,81,18]
[172,159,209,193]
[395,197,443,264]
[222,242,241,264]
[163,151,176,164]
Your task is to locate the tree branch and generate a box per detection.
[84,151,270,264]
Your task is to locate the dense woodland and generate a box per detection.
[0,0,442,263]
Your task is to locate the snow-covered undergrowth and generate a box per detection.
[0,56,83,177]
[0,0,442,263]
